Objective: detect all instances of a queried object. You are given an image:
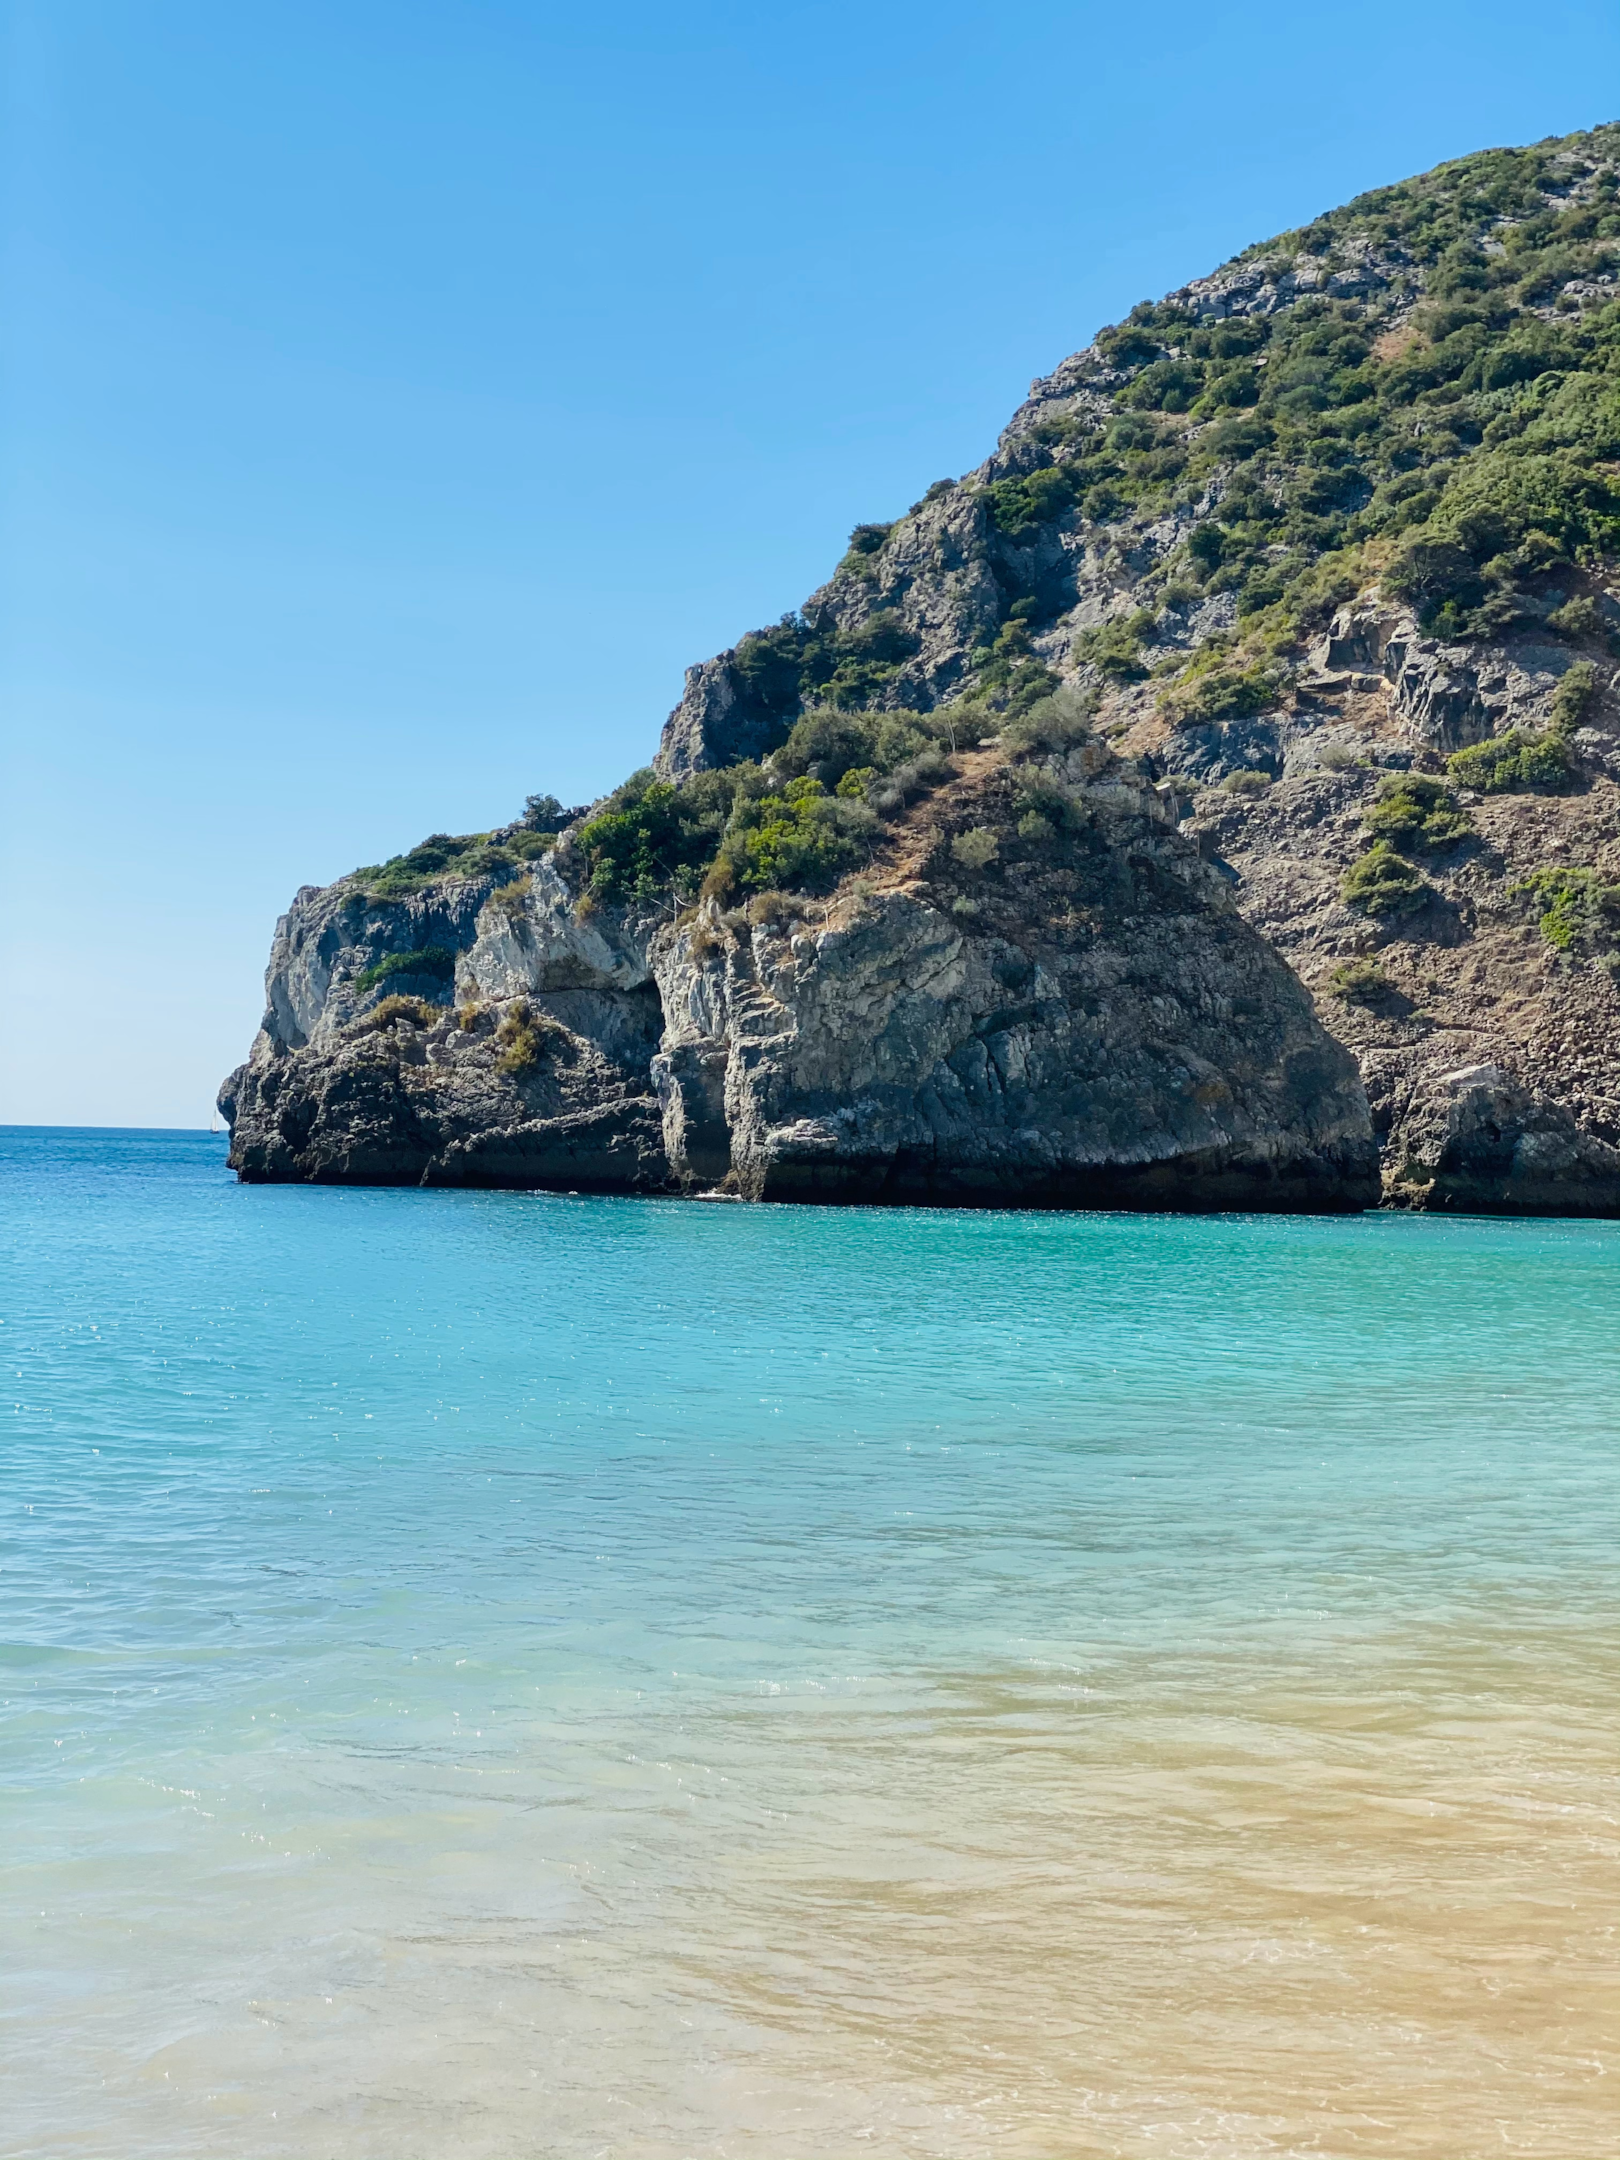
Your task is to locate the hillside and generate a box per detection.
[222,124,1620,1213]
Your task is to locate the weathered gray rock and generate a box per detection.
[224,767,1378,1209]
[657,654,788,781]
[643,774,1375,1209]
[1380,1061,1620,1217]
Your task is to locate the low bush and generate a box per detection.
[999,685,1096,756]
[1220,768,1272,796]
[1362,773,1473,847]
[744,890,799,927]
[358,994,443,1031]
[1513,865,1620,952]
[1546,595,1612,643]
[1012,771,1083,835]
[704,776,877,898]
[1161,654,1287,726]
[864,748,952,815]
[488,877,533,919]
[1447,726,1577,792]
[1327,958,1392,1003]
[772,706,930,789]
[1075,610,1155,680]
[838,522,894,576]
[1341,841,1432,916]
[508,829,559,860]
[495,998,567,1075]
[573,766,766,905]
[978,465,1080,541]
[354,946,456,993]
[1550,657,1599,732]
[521,793,578,833]
[950,827,1001,871]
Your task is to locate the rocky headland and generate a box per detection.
[223,125,1620,1215]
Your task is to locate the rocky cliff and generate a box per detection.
[222,754,1376,1207]
[223,124,1620,1215]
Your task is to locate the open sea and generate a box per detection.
[2,1126,1616,2159]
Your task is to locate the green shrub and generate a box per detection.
[1012,771,1083,834]
[772,706,930,789]
[1362,773,1473,847]
[838,522,894,576]
[1546,594,1611,642]
[1550,658,1599,732]
[1075,610,1155,680]
[1447,726,1577,792]
[999,685,1096,756]
[979,465,1080,540]
[705,777,876,898]
[354,946,456,993]
[1385,536,1481,617]
[730,617,815,720]
[1513,866,1620,952]
[1220,768,1272,796]
[1341,841,1432,916]
[349,832,512,899]
[1162,657,1285,727]
[1121,356,1205,412]
[815,612,922,710]
[1328,958,1393,1003]
[521,793,574,833]
[573,767,761,905]
[507,828,558,860]
[950,827,1001,871]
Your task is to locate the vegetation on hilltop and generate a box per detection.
[345,126,1620,919]
[719,124,1620,740]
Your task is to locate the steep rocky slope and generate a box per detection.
[224,124,1620,1213]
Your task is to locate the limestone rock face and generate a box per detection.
[648,792,1375,1210]
[221,856,668,1192]
[658,655,784,782]
[223,769,1378,1209]
[1378,1062,1620,1216]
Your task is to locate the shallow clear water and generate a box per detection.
[2,1128,1616,2159]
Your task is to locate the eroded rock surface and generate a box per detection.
[223,766,1377,1208]
[647,766,1373,1208]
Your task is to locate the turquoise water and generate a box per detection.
[3,1128,1617,2159]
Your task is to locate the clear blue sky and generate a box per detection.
[4,0,1616,1126]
